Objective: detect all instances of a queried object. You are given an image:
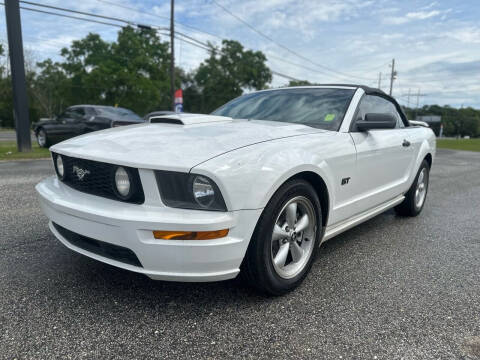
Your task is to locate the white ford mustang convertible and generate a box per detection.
[36,85,436,295]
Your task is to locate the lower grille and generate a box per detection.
[53,222,143,268]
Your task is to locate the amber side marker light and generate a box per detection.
[153,229,229,240]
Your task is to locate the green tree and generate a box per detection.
[287,80,312,86]
[59,27,175,115]
[403,104,480,137]
[190,40,272,113]
[32,59,69,118]
[60,33,110,106]
[0,44,39,128]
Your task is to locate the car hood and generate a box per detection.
[50,114,326,171]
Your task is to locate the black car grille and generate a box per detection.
[54,154,145,204]
[53,222,143,268]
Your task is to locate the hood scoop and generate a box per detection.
[148,113,232,126]
[150,117,184,125]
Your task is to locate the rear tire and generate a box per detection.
[36,128,50,148]
[241,179,322,296]
[395,160,430,217]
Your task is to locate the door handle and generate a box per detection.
[402,139,411,147]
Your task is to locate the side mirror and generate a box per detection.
[356,113,397,131]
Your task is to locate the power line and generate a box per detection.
[210,0,377,82]
[266,53,334,79]
[4,1,318,86]
[0,3,124,28]
[271,71,301,82]
[94,0,469,88]
[20,1,135,26]
[17,1,214,51]
[175,30,213,49]
[20,1,381,84]
[161,31,304,82]
[174,35,211,51]
[155,31,211,51]
[11,1,213,53]
[135,4,480,88]
[4,4,213,60]
[12,1,475,97]
[97,0,169,21]
[354,61,391,73]
[96,0,224,41]
[96,0,383,81]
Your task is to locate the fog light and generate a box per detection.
[153,229,229,240]
[56,155,64,179]
[115,167,131,197]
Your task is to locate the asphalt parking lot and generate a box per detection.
[0,149,479,359]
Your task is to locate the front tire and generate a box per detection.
[395,160,430,217]
[241,179,322,295]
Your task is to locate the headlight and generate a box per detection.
[155,171,227,211]
[114,167,131,198]
[55,154,65,179]
[192,175,215,207]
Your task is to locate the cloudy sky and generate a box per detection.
[1,0,479,108]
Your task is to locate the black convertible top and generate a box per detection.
[308,83,393,97]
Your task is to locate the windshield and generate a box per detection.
[96,107,143,121]
[212,88,355,130]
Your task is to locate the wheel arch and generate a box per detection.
[407,138,434,188]
[424,153,432,168]
[277,171,330,229]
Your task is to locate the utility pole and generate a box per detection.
[389,58,396,96]
[170,0,175,111]
[4,0,31,151]
[377,72,382,89]
[407,88,426,119]
[416,88,423,109]
[415,89,426,111]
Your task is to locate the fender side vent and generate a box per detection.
[149,117,184,125]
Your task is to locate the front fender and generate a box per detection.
[191,132,356,219]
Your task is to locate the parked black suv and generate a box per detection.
[34,105,144,147]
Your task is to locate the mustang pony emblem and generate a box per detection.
[72,165,90,180]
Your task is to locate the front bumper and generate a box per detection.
[36,176,262,282]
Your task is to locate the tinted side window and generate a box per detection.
[69,108,86,121]
[357,95,404,128]
[62,109,76,120]
[72,108,85,116]
[57,111,68,121]
[85,107,96,115]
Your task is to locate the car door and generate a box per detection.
[56,107,87,140]
[47,109,73,142]
[349,94,416,213]
[68,107,88,137]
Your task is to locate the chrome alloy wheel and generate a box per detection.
[415,168,428,209]
[271,196,317,279]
